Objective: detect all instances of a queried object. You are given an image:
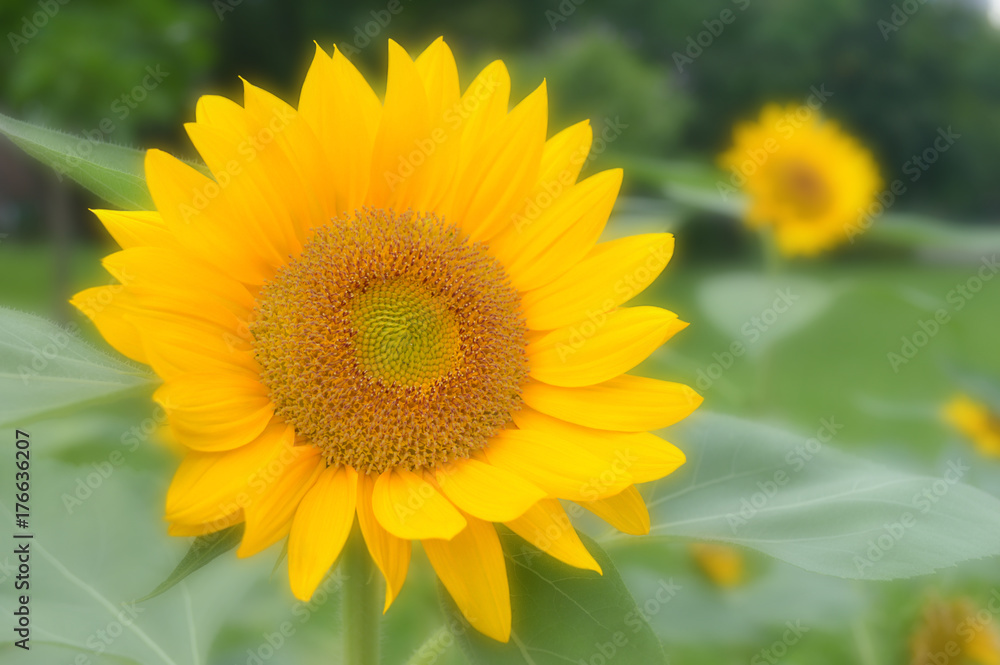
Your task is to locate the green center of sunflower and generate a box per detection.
[349,280,460,386]
[250,209,527,474]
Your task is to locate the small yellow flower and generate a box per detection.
[720,103,881,257]
[71,39,702,641]
[944,395,1000,457]
[690,543,744,587]
[911,598,1000,665]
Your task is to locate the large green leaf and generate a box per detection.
[0,307,155,427]
[611,411,1000,580]
[0,111,153,209]
[446,529,666,665]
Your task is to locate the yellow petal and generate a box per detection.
[497,169,622,292]
[505,499,601,573]
[371,468,466,540]
[578,486,650,535]
[357,473,411,611]
[411,37,462,211]
[451,82,547,242]
[536,119,592,187]
[238,446,324,558]
[298,43,381,216]
[165,421,293,524]
[167,509,243,537]
[512,406,687,484]
[241,77,335,236]
[144,149,274,285]
[484,428,632,501]
[93,209,177,250]
[366,39,432,210]
[424,516,511,642]
[520,233,675,330]
[288,465,358,601]
[153,372,273,452]
[435,457,546,522]
[522,375,703,432]
[70,286,147,363]
[454,61,510,178]
[527,306,687,387]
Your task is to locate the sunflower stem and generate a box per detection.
[343,527,380,665]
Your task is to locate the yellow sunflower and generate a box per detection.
[720,103,881,257]
[70,39,701,641]
[944,395,1000,457]
[689,542,744,588]
[911,598,1000,665]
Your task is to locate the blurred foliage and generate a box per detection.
[0,0,215,143]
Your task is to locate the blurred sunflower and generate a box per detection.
[690,542,745,588]
[71,38,702,641]
[720,103,881,257]
[944,395,1000,457]
[911,598,1000,665]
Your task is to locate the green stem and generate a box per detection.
[343,527,380,665]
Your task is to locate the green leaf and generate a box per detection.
[0,307,155,427]
[0,111,155,210]
[695,272,840,356]
[620,156,746,217]
[617,411,1000,580]
[138,524,245,602]
[866,213,1000,255]
[446,529,666,665]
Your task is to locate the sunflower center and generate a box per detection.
[250,209,527,474]
[349,280,460,386]
[780,161,830,218]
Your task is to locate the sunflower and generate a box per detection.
[689,542,744,588]
[911,598,1000,665]
[720,103,881,257]
[71,38,701,642]
[944,395,1000,457]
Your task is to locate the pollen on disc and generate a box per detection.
[251,209,527,474]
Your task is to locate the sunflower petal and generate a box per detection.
[520,233,675,331]
[435,457,546,522]
[522,375,702,432]
[505,499,601,573]
[238,446,324,558]
[372,468,467,540]
[511,406,687,484]
[357,473,411,611]
[94,209,178,250]
[165,421,293,525]
[527,306,687,387]
[424,516,511,642]
[484,428,632,501]
[578,485,650,535]
[288,465,358,600]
